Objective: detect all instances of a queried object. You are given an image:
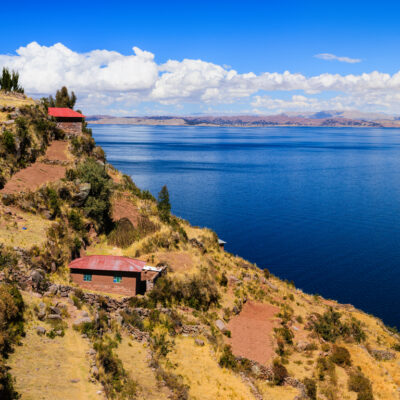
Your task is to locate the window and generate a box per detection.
[113,275,122,283]
[83,274,92,282]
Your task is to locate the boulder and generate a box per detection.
[73,317,92,327]
[50,306,61,315]
[37,310,46,320]
[31,270,45,286]
[47,314,62,320]
[36,326,46,335]
[215,319,227,332]
[73,183,91,206]
[91,366,99,378]
[195,339,205,346]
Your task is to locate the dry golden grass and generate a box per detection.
[0,92,36,108]
[0,208,52,248]
[167,336,255,400]
[8,293,104,400]
[116,336,170,400]
[256,383,299,399]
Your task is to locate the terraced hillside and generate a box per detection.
[1,92,400,400]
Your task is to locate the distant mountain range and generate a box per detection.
[87,110,400,128]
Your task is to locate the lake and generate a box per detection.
[91,124,400,329]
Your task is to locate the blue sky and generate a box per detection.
[1,1,400,115]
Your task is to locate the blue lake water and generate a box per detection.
[91,124,400,328]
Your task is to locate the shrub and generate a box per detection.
[2,130,15,153]
[275,324,294,345]
[272,360,288,385]
[149,271,220,311]
[68,210,84,231]
[330,345,351,366]
[303,377,317,400]
[219,272,228,287]
[311,308,348,342]
[263,268,270,279]
[348,370,374,400]
[108,218,136,248]
[219,345,238,370]
[75,159,112,231]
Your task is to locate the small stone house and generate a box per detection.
[68,255,164,296]
[48,107,84,135]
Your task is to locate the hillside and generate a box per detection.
[1,91,400,400]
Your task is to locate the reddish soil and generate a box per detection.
[43,140,70,161]
[111,197,141,226]
[227,301,279,365]
[1,162,66,194]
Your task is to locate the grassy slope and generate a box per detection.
[1,92,399,400]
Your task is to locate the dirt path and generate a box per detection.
[227,301,279,365]
[1,162,66,194]
[42,140,70,162]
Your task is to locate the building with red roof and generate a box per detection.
[48,107,84,136]
[68,255,164,296]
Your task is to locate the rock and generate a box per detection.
[36,326,46,335]
[91,366,99,378]
[265,281,278,291]
[73,317,92,327]
[232,306,240,315]
[31,270,44,286]
[37,311,46,320]
[195,339,205,346]
[73,183,91,206]
[81,311,89,318]
[55,330,63,336]
[70,379,80,383]
[47,314,62,320]
[50,306,61,315]
[215,319,227,332]
[370,349,396,361]
[88,349,96,356]
[38,302,46,310]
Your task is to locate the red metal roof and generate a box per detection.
[68,255,147,273]
[48,107,85,118]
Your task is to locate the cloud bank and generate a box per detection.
[314,53,361,64]
[0,42,399,114]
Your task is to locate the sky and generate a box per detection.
[1,0,400,115]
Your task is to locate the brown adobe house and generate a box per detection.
[48,107,84,136]
[68,255,164,296]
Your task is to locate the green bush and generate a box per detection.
[303,377,317,400]
[272,360,288,385]
[348,370,374,400]
[2,130,15,152]
[219,345,238,370]
[149,271,220,311]
[263,268,270,279]
[330,345,351,366]
[108,218,136,248]
[75,158,112,231]
[68,210,84,231]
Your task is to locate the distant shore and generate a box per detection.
[87,114,400,128]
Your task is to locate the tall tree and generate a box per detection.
[0,68,24,93]
[54,86,77,109]
[157,185,171,222]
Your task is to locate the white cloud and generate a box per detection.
[314,53,361,64]
[2,42,400,114]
